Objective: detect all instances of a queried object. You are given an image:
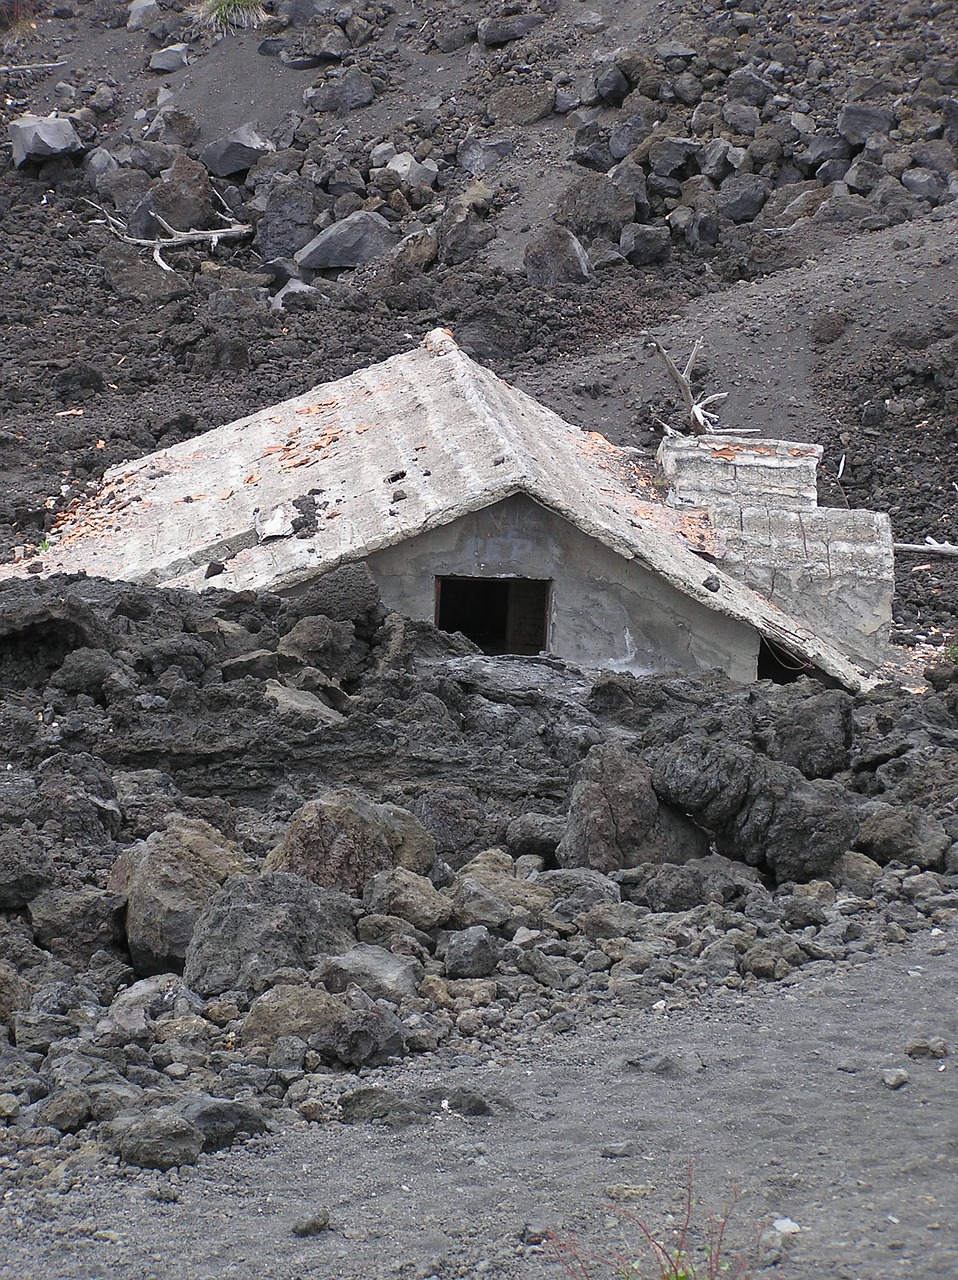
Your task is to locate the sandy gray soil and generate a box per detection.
[3,925,956,1280]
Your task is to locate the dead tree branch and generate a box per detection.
[640,332,746,436]
[894,541,958,559]
[82,198,252,251]
[0,60,68,73]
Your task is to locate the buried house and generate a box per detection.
[14,330,894,690]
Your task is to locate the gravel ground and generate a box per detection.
[3,924,956,1280]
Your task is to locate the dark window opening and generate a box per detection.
[757,636,812,684]
[435,577,550,656]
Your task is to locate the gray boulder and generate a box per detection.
[535,868,620,921]
[294,211,397,271]
[113,1108,205,1170]
[619,853,762,912]
[722,102,761,136]
[901,167,942,201]
[176,1094,267,1152]
[9,113,83,168]
[127,0,161,30]
[27,887,125,965]
[96,974,195,1048]
[310,988,408,1068]
[477,14,545,45]
[444,926,499,979]
[505,812,564,859]
[619,223,671,266]
[304,69,375,113]
[609,114,653,161]
[558,744,708,875]
[386,151,439,188]
[108,818,243,975]
[318,943,423,1003]
[726,68,775,105]
[0,827,54,909]
[242,983,350,1045]
[183,872,357,997]
[457,132,514,176]
[647,136,700,177]
[264,790,435,895]
[245,984,406,1066]
[838,104,895,147]
[596,66,629,107]
[854,803,950,870]
[125,154,218,239]
[524,225,592,285]
[364,867,452,932]
[555,172,635,243]
[201,125,274,178]
[651,737,859,883]
[149,44,189,73]
[438,183,496,265]
[716,173,770,223]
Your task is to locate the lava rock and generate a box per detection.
[651,737,859,883]
[619,223,672,265]
[364,866,452,932]
[457,131,514,177]
[837,104,895,147]
[317,943,424,1003]
[149,45,189,74]
[477,14,545,46]
[112,1108,205,1170]
[489,84,554,125]
[8,113,84,168]
[242,983,350,1046]
[444,925,499,979]
[176,1094,268,1151]
[294,211,397,271]
[303,68,375,113]
[555,172,635,243]
[27,886,125,965]
[264,790,435,895]
[523,224,592,285]
[184,872,357,997]
[558,744,707,873]
[108,818,243,975]
[716,173,770,222]
[0,828,55,909]
[125,155,218,239]
[201,124,274,178]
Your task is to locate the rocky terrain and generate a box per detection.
[2,0,958,1276]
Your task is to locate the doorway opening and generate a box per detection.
[435,577,550,655]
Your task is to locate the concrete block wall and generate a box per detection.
[717,506,894,667]
[657,435,894,668]
[658,436,822,510]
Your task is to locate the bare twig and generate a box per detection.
[641,331,732,436]
[81,198,252,250]
[0,60,67,73]
[894,542,958,559]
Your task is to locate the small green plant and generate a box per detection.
[38,537,51,552]
[192,0,268,33]
[548,1165,756,1280]
[944,641,958,665]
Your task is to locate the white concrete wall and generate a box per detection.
[365,494,760,682]
[657,435,894,667]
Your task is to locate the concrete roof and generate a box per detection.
[14,329,872,690]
